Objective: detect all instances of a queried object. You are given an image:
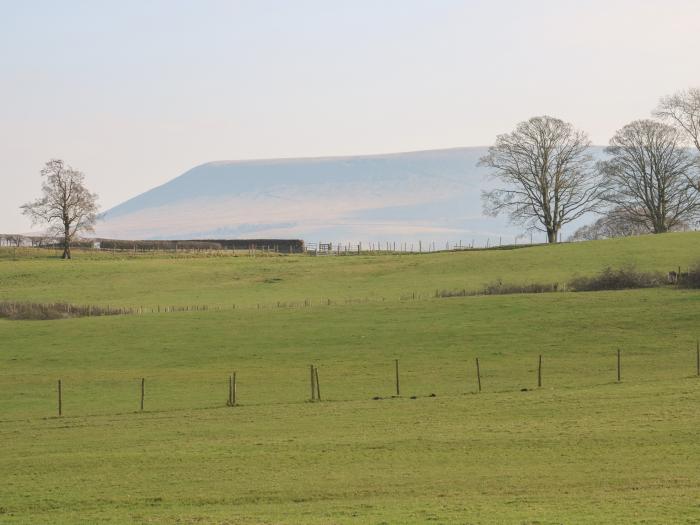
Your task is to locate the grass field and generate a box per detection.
[1,233,700,524]
[1,232,699,308]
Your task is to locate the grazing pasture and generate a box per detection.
[1,232,699,524]
[1,231,699,309]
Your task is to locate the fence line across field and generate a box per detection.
[305,238,535,255]
[3,269,696,322]
[44,344,700,418]
[2,236,553,258]
[0,289,490,320]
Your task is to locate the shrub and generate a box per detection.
[0,302,129,320]
[435,281,558,298]
[568,266,663,292]
[435,289,472,298]
[678,263,700,289]
[482,280,559,295]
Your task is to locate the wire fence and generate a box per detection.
[305,237,540,255]
[3,344,698,421]
[0,236,546,259]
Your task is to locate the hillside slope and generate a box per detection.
[97,147,598,242]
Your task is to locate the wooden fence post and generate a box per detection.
[140,378,145,411]
[538,355,542,388]
[58,379,62,416]
[395,359,400,396]
[228,372,237,406]
[617,349,621,382]
[475,358,482,392]
[314,366,321,401]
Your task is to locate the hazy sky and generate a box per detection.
[2,0,699,233]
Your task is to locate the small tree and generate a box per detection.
[21,159,99,259]
[480,116,602,243]
[598,120,699,234]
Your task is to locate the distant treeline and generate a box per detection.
[0,235,305,253]
[95,238,305,252]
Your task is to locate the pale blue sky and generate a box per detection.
[2,0,699,232]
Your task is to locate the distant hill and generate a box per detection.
[97,147,594,243]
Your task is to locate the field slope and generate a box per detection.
[1,233,699,524]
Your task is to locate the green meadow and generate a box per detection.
[1,233,700,524]
[1,232,699,308]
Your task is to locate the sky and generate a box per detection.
[2,0,699,233]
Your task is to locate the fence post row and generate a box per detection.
[40,341,700,417]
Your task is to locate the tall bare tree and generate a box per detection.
[654,87,700,197]
[654,87,700,153]
[21,159,99,259]
[598,120,699,234]
[480,115,602,243]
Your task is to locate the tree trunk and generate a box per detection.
[653,221,669,234]
[63,228,71,259]
[547,228,558,243]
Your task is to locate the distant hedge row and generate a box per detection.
[0,301,130,320]
[96,238,305,252]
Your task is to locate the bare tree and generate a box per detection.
[654,87,700,198]
[7,234,24,247]
[654,87,700,152]
[21,159,99,259]
[598,120,699,234]
[479,116,602,243]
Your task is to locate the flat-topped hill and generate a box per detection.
[96,146,601,242]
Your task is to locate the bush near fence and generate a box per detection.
[678,264,700,289]
[0,301,130,320]
[569,266,665,292]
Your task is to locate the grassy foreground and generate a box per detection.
[1,234,700,524]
